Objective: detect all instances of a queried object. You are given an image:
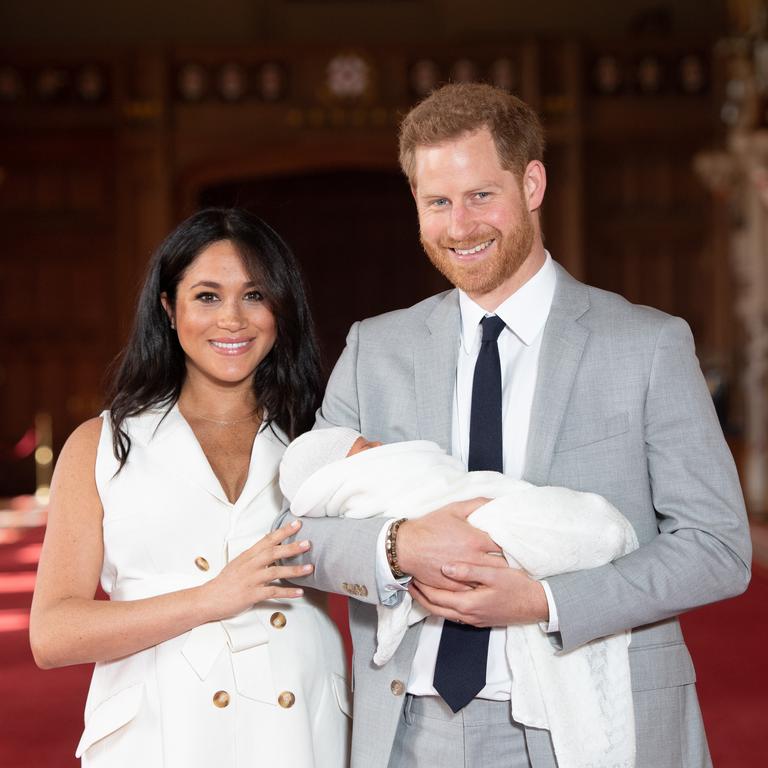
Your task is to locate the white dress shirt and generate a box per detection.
[376,252,557,699]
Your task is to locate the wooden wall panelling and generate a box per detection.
[538,40,584,278]
[199,168,435,369]
[114,50,173,341]
[581,40,725,361]
[0,51,121,491]
[584,139,716,327]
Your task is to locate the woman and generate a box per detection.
[29,208,351,767]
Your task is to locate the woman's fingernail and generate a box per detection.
[294,589,304,596]
[442,564,456,576]
[302,564,313,572]
[291,520,301,529]
[300,540,310,548]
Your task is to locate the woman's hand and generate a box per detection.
[199,520,313,621]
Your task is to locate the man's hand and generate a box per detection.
[396,498,504,590]
[409,563,549,627]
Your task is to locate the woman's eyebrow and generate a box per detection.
[188,279,256,289]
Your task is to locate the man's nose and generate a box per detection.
[447,203,475,241]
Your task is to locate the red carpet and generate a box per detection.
[1,525,765,767]
[679,561,768,767]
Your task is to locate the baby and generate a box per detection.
[280,427,639,768]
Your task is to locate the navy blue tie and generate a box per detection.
[433,314,505,712]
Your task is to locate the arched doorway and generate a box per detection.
[200,168,450,371]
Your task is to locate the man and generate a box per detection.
[285,83,751,767]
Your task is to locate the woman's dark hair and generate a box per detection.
[108,207,323,468]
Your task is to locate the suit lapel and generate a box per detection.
[140,406,284,508]
[524,263,591,486]
[414,291,460,451]
[142,405,233,505]
[233,424,286,511]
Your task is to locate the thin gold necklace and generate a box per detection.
[182,408,259,426]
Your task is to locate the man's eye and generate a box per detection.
[244,290,264,301]
[475,191,491,200]
[195,292,218,303]
[431,198,449,207]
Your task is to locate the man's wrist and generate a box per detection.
[374,522,410,603]
[393,518,416,575]
[539,579,559,632]
[385,518,408,578]
[531,580,550,624]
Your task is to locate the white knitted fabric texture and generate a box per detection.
[279,426,362,503]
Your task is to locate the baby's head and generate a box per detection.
[347,435,384,456]
[279,427,383,502]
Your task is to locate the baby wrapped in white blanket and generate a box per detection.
[280,428,639,768]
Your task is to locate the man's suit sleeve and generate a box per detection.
[546,316,752,651]
[276,321,389,605]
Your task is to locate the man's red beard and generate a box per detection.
[420,211,535,297]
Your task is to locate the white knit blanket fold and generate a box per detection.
[288,440,638,768]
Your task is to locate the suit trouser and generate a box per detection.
[387,695,557,768]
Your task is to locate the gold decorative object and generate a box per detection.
[34,412,53,504]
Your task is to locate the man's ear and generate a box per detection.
[523,160,546,213]
[160,293,175,329]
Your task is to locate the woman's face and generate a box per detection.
[163,239,278,388]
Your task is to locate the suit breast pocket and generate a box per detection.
[554,411,630,453]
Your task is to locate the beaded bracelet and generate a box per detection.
[385,518,408,579]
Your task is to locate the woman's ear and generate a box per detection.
[160,293,175,330]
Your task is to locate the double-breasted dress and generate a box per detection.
[76,406,351,767]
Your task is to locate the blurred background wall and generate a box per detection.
[0,0,764,514]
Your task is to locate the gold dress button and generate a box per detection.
[278,691,296,708]
[390,679,405,696]
[212,690,230,708]
[194,556,210,572]
[270,611,287,628]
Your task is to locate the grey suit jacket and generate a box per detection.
[287,262,751,768]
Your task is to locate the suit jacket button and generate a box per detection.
[212,690,230,708]
[270,611,287,628]
[390,680,405,696]
[278,691,296,708]
[194,556,210,572]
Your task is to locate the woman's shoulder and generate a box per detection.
[103,405,175,441]
[55,417,105,479]
[65,416,104,452]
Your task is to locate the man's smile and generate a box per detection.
[449,239,496,259]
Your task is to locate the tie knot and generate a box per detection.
[480,315,506,343]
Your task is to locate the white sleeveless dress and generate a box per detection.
[76,406,350,767]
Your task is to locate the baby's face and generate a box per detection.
[347,436,384,457]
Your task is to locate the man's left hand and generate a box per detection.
[409,563,549,627]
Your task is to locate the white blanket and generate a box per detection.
[288,440,639,768]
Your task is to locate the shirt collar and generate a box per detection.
[458,251,556,353]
